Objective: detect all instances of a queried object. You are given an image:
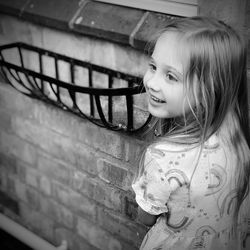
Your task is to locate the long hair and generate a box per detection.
[138,16,250,220]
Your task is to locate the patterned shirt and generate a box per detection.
[132,134,250,250]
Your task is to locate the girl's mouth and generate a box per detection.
[150,94,166,103]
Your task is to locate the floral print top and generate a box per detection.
[132,134,250,250]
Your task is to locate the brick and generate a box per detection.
[122,192,138,220]
[74,143,98,175]
[0,84,35,117]
[0,107,12,133]
[52,181,96,221]
[0,152,18,174]
[1,85,125,163]
[0,190,19,215]
[23,166,40,189]
[13,178,27,203]
[76,216,122,250]
[25,186,41,210]
[109,96,128,126]
[97,159,133,190]
[97,207,146,247]
[5,174,16,196]
[22,0,80,31]
[12,178,40,210]
[78,123,124,159]
[72,173,127,213]
[15,161,27,183]
[73,1,145,45]
[0,130,38,166]
[0,0,28,16]
[55,227,98,250]
[39,175,52,196]
[32,101,81,140]
[0,169,8,191]
[40,197,74,229]
[92,71,109,89]
[93,182,123,212]
[19,202,55,243]
[37,153,72,185]
[124,137,144,166]
[71,170,96,197]
[0,81,81,143]
[11,117,77,165]
[120,241,139,250]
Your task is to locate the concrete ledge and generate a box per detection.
[0,0,178,51]
[0,0,81,31]
[71,1,145,46]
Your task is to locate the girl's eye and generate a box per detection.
[166,73,178,82]
[148,63,156,72]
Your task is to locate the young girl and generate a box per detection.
[132,16,250,250]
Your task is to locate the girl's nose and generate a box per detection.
[145,74,161,92]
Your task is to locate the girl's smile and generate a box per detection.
[148,93,166,104]
[144,32,195,119]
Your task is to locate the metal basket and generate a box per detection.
[0,42,151,133]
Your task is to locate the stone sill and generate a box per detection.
[0,0,179,51]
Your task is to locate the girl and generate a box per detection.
[132,16,250,250]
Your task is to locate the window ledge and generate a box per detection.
[0,0,179,51]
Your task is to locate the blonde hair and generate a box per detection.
[140,16,250,219]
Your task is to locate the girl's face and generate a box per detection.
[144,32,196,119]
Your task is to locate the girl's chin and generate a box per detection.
[148,105,170,119]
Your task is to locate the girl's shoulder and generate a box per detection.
[145,138,201,168]
[150,133,221,151]
[146,133,224,162]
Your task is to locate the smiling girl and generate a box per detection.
[132,16,250,250]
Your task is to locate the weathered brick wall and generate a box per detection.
[0,14,148,250]
[0,82,147,250]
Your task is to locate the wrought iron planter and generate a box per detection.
[0,42,151,133]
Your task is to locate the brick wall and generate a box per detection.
[0,14,148,250]
[0,81,148,250]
